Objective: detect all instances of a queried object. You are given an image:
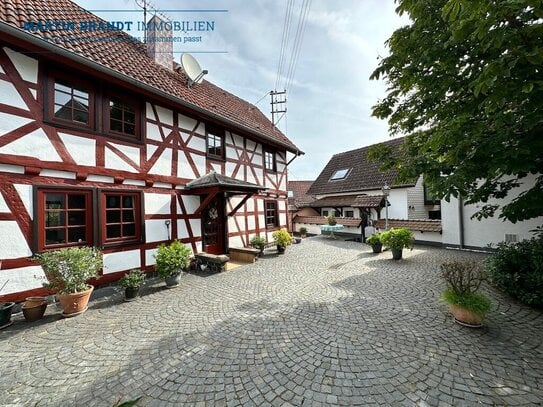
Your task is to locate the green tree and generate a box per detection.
[370,0,543,222]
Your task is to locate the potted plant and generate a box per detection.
[379,228,414,260]
[250,236,267,255]
[366,233,383,253]
[299,227,308,238]
[154,240,192,288]
[34,246,102,317]
[0,301,15,329]
[119,269,146,301]
[326,214,337,226]
[272,228,292,254]
[22,296,48,322]
[441,261,491,327]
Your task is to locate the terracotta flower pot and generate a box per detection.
[449,304,483,327]
[24,296,48,308]
[22,301,47,322]
[58,286,94,317]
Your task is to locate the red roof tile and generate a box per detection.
[288,180,314,208]
[0,0,300,152]
[373,219,442,233]
[293,215,363,227]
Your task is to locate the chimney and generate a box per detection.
[146,15,173,70]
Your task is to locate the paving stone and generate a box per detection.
[0,239,542,406]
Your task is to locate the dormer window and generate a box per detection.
[330,168,351,181]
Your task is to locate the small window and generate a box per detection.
[265,200,279,228]
[330,168,351,181]
[287,190,294,198]
[50,78,93,128]
[345,210,354,217]
[37,189,93,250]
[322,210,329,216]
[101,192,142,244]
[206,126,224,159]
[428,210,441,220]
[106,96,139,138]
[264,151,276,172]
[424,185,439,205]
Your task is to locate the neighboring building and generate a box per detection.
[0,1,302,301]
[301,138,441,242]
[287,180,318,229]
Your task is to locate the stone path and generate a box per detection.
[0,238,542,406]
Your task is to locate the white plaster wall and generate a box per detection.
[192,154,206,177]
[146,122,162,141]
[14,184,32,219]
[0,192,8,212]
[0,266,45,295]
[279,213,287,226]
[413,230,442,244]
[388,189,408,219]
[39,169,76,179]
[187,137,205,152]
[4,47,38,83]
[0,112,32,135]
[0,164,24,174]
[247,216,256,230]
[293,222,322,235]
[58,133,96,167]
[181,195,199,214]
[178,114,197,132]
[146,219,170,242]
[103,250,140,274]
[87,175,114,183]
[178,156,196,179]
[0,79,27,110]
[105,148,137,173]
[0,128,61,161]
[189,219,201,237]
[0,221,32,258]
[155,105,173,126]
[149,149,172,176]
[144,193,171,215]
[229,235,244,248]
[442,174,543,248]
[226,146,237,160]
[145,248,158,267]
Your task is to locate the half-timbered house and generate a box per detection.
[0,1,302,301]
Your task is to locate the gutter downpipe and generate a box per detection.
[458,196,465,249]
[0,22,302,155]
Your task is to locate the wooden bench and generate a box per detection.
[229,247,260,263]
[196,252,230,273]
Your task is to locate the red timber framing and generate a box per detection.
[0,39,293,302]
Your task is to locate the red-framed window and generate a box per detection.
[47,75,95,130]
[264,151,276,172]
[37,189,93,250]
[104,95,141,139]
[265,200,279,228]
[101,191,142,244]
[206,126,225,159]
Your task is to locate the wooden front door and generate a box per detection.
[202,195,225,254]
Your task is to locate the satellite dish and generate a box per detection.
[180,53,208,87]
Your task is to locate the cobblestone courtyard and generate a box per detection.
[1,238,542,406]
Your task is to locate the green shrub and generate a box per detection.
[326,214,337,226]
[486,237,543,307]
[379,228,414,250]
[33,246,102,294]
[365,233,382,245]
[272,228,292,248]
[250,236,266,251]
[442,289,492,316]
[119,269,146,289]
[154,241,192,279]
[299,227,308,235]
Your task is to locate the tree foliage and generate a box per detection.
[370,0,543,222]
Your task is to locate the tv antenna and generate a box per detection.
[180,54,208,88]
[270,90,287,126]
[135,0,169,42]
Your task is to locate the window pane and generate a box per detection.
[54,90,71,107]
[123,223,135,237]
[73,111,88,124]
[110,105,123,121]
[68,194,86,209]
[123,196,135,208]
[46,229,65,245]
[106,210,121,223]
[68,211,86,226]
[110,119,123,132]
[106,224,121,239]
[124,124,135,135]
[46,211,65,227]
[124,110,135,124]
[73,87,88,98]
[46,193,65,209]
[122,210,135,222]
[73,96,89,110]
[106,195,120,208]
[68,227,86,243]
[54,82,72,93]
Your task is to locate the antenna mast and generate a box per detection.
[135,0,148,43]
[270,90,287,127]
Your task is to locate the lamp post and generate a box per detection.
[382,183,391,230]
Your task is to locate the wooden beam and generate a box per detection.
[227,193,253,217]
[194,190,219,216]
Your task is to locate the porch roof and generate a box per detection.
[186,172,265,194]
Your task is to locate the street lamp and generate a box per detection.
[382,183,391,230]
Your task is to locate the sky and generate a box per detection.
[73,0,408,181]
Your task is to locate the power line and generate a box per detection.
[275,0,294,91]
[254,91,271,105]
[285,0,312,92]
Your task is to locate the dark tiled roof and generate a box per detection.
[353,195,385,208]
[307,138,416,195]
[186,172,263,190]
[293,215,363,227]
[0,0,300,152]
[307,195,358,208]
[374,219,442,233]
[287,180,315,208]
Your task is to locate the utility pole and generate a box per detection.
[270,90,287,126]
